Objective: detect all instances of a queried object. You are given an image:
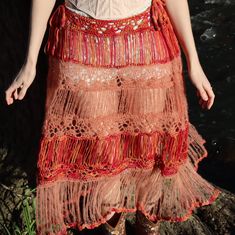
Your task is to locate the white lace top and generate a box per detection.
[64,0,152,19]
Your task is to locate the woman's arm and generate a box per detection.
[165,0,215,110]
[5,0,56,105]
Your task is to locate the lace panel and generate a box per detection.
[42,56,188,140]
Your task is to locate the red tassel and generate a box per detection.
[151,0,167,30]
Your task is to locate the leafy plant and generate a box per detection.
[3,187,36,235]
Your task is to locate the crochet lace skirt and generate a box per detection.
[36,1,221,234]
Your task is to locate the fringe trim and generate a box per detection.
[36,184,220,234]
[37,123,190,186]
[36,182,220,234]
[36,122,221,233]
[44,2,180,67]
[138,188,221,223]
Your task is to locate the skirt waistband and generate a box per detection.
[50,4,152,36]
[48,1,169,36]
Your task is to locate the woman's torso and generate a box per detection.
[64,0,152,19]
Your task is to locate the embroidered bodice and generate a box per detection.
[64,0,153,19]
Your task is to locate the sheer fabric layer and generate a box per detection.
[38,55,189,180]
[36,2,221,235]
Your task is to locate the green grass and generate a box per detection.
[3,187,36,235]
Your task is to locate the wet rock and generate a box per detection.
[0,147,29,233]
[67,189,235,235]
[124,187,235,235]
[200,27,217,42]
[195,188,235,235]
[204,0,235,6]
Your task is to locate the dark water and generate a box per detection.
[181,0,235,193]
[187,0,235,137]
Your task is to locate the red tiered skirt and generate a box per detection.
[36,1,220,234]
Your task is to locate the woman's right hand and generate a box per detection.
[4,0,57,105]
[5,62,36,105]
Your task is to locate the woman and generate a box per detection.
[5,0,221,234]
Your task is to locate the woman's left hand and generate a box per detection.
[188,61,215,110]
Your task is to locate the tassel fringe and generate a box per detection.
[36,122,220,234]
[44,2,180,67]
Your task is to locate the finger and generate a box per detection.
[203,84,215,109]
[5,86,15,104]
[200,98,208,109]
[18,86,28,100]
[5,88,15,105]
[203,101,207,109]
[207,96,215,109]
[207,93,215,109]
[198,91,203,108]
[6,95,13,105]
[196,84,208,101]
[199,99,205,109]
[5,81,22,103]
[200,100,205,109]
[13,89,19,100]
[199,98,203,106]
[198,86,209,101]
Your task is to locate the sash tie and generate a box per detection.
[151,0,168,30]
[44,4,67,54]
